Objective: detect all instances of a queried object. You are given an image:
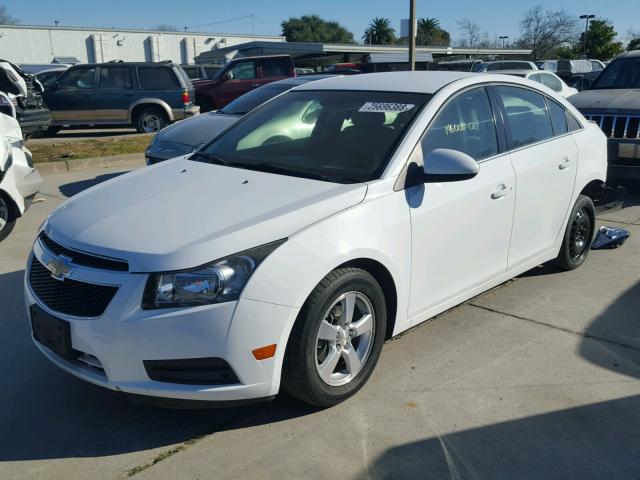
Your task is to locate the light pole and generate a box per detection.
[499,36,508,48]
[408,0,416,71]
[579,14,595,58]
[54,20,59,27]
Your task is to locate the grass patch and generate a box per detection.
[27,135,152,163]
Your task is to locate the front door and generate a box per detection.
[408,86,516,321]
[94,66,133,123]
[215,60,258,108]
[44,66,97,124]
[493,85,578,268]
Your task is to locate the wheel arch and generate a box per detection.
[0,188,20,220]
[129,99,173,123]
[335,258,398,340]
[579,179,606,203]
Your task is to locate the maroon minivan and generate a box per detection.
[193,55,295,112]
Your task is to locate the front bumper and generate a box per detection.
[607,140,640,180]
[24,237,299,402]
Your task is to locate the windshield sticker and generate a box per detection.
[359,102,415,114]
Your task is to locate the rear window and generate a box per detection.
[182,66,200,79]
[261,58,290,78]
[138,67,180,89]
[204,66,222,79]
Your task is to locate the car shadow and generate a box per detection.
[58,172,128,197]
[0,269,319,462]
[357,281,640,479]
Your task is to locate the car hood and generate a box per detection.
[568,89,640,111]
[44,158,367,272]
[154,112,240,146]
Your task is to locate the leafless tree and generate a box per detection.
[0,6,19,25]
[515,5,578,60]
[151,24,179,32]
[456,19,482,48]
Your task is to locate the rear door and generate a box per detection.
[44,66,97,124]
[493,85,578,268]
[215,60,258,107]
[94,66,133,123]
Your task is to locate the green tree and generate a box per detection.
[580,19,624,60]
[281,15,354,43]
[0,5,18,24]
[629,38,640,51]
[363,17,396,45]
[417,17,451,46]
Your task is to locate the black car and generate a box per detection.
[145,74,334,165]
[44,62,199,134]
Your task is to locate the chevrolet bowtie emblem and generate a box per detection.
[46,254,73,281]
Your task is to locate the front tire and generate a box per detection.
[282,268,386,407]
[0,193,16,242]
[555,195,595,270]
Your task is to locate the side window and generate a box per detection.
[420,87,498,162]
[567,112,582,132]
[547,99,568,135]
[182,67,200,79]
[541,73,562,92]
[261,58,288,78]
[486,63,501,71]
[98,67,131,89]
[138,67,180,89]
[590,60,603,71]
[226,61,256,80]
[496,86,553,149]
[58,67,96,90]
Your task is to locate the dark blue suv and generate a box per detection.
[43,62,199,133]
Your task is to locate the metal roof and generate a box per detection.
[195,41,532,63]
[368,52,433,63]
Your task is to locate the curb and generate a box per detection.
[34,153,146,175]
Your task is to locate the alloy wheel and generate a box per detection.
[140,113,163,133]
[315,291,375,387]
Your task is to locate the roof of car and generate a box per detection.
[484,60,534,64]
[70,62,180,67]
[294,71,476,94]
[497,69,544,75]
[616,50,640,58]
[270,74,336,87]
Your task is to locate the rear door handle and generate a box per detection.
[559,157,571,170]
[491,183,512,200]
[250,83,260,88]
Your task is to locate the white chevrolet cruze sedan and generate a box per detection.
[25,72,607,407]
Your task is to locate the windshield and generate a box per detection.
[219,84,292,116]
[196,90,429,183]
[591,57,640,89]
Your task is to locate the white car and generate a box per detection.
[25,72,607,407]
[500,69,578,98]
[0,93,42,241]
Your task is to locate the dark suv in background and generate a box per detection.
[569,51,640,181]
[193,55,295,112]
[44,62,199,133]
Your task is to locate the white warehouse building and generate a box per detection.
[0,24,285,65]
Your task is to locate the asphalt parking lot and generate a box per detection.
[1,163,640,480]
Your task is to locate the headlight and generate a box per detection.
[142,240,285,309]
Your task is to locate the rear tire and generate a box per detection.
[134,107,167,133]
[555,195,595,271]
[282,268,386,407]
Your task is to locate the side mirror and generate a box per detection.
[423,148,479,182]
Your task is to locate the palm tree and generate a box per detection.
[417,17,448,46]
[362,17,395,45]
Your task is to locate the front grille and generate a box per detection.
[29,257,118,317]
[39,232,128,272]
[583,113,640,140]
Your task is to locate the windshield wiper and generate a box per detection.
[227,160,343,183]
[189,151,229,166]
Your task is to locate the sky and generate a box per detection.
[2,0,639,44]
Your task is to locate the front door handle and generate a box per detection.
[559,158,571,170]
[250,83,260,88]
[491,183,512,200]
